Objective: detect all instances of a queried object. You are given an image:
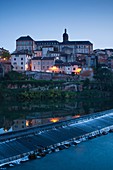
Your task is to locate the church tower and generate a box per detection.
[63,29,69,42]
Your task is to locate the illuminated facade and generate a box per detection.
[31,57,55,72]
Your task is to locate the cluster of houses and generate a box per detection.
[0,29,113,79]
[11,29,94,77]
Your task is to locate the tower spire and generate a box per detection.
[63,28,69,42]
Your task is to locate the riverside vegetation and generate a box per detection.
[0,68,113,102]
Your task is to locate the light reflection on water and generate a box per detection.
[0,114,80,134]
[0,98,113,134]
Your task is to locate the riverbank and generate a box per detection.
[0,86,111,102]
[0,75,112,102]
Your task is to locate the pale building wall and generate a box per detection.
[11,54,30,71]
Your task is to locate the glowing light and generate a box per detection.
[73,114,80,118]
[49,118,60,123]
[25,64,28,70]
[26,120,29,127]
[49,66,59,73]
[75,68,81,73]
[4,128,8,132]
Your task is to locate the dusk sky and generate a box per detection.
[0,0,113,52]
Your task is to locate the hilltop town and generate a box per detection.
[0,29,113,80]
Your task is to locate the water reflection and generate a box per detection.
[0,115,80,134]
[0,98,113,134]
[11,114,80,131]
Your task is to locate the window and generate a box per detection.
[14,58,16,61]
[73,68,75,70]
[21,58,23,60]
[21,62,23,65]
[34,66,35,70]
[38,62,40,65]
[21,67,23,69]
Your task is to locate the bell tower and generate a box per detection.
[63,29,69,42]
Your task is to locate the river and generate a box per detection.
[10,133,113,170]
[1,98,113,133]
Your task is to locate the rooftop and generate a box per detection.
[60,41,93,45]
[31,57,55,60]
[55,61,81,67]
[35,40,59,45]
[16,36,34,41]
[11,50,32,55]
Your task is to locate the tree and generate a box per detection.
[83,78,90,89]
[94,68,113,91]
[1,51,11,60]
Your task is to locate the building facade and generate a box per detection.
[16,36,36,53]
[11,50,32,71]
[31,57,55,72]
[15,29,93,59]
[12,29,93,72]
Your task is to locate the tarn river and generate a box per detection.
[10,133,113,170]
[1,98,113,169]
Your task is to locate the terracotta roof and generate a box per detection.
[80,70,93,76]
